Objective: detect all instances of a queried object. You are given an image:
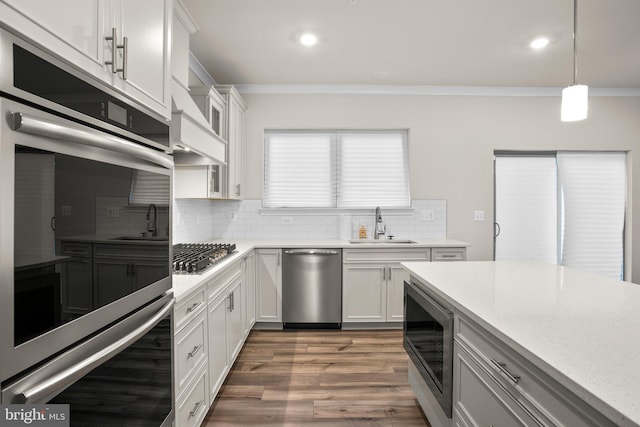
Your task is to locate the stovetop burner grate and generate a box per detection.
[172,243,236,273]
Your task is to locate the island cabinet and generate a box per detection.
[342,248,430,323]
[60,241,93,319]
[0,0,172,119]
[92,243,168,307]
[454,314,615,427]
[255,249,282,323]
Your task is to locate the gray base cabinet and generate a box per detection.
[454,314,616,427]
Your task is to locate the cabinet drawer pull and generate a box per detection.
[189,399,204,418]
[440,254,458,258]
[490,359,521,384]
[186,302,201,313]
[187,344,203,358]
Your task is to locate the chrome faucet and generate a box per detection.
[374,206,386,239]
[146,204,157,237]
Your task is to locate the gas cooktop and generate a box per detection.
[172,243,236,274]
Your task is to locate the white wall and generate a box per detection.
[240,93,640,282]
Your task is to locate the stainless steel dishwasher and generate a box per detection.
[282,248,342,329]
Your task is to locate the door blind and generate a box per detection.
[495,156,558,263]
[557,152,626,279]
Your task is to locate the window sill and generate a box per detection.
[258,207,415,216]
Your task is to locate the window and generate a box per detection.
[263,130,410,209]
[494,152,627,279]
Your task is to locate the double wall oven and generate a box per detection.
[0,27,174,426]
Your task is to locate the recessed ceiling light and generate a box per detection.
[530,37,550,49]
[299,33,318,47]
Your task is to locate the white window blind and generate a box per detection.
[129,170,170,205]
[264,130,410,209]
[495,156,558,263]
[263,132,336,208]
[337,131,410,208]
[557,152,626,279]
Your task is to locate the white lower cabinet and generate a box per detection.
[242,251,256,334]
[342,248,430,323]
[207,262,245,404]
[174,253,254,426]
[454,314,616,427]
[255,249,282,322]
[173,288,208,427]
[176,363,208,427]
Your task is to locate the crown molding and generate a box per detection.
[234,84,640,97]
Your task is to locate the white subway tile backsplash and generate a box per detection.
[173,199,447,243]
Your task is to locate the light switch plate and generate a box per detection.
[474,210,485,221]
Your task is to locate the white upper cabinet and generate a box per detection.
[0,0,110,83]
[112,0,172,119]
[0,0,172,120]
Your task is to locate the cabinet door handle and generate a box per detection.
[382,267,386,281]
[104,27,118,73]
[490,359,521,384]
[187,344,203,358]
[186,302,201,313]
[104,27,127,79]
[189,399,204,418]
[119,36,128,80]
[277,252,281,266]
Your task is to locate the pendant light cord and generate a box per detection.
[572,0,578,85]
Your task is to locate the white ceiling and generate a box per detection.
[182,0,640,89]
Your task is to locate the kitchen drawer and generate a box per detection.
[207,261,242,303]
[431,247,466,261]
[174,288,206,332]
[175,311,207,395]
[343,248,430,263]
[60,242,92,257]
[455,341,540,426]
[456,315,614,427]
[176,364,208,427]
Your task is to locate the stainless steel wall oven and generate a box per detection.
[0,27,174,426]
[404,279,454,418]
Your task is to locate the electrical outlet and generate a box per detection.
[474,210,485,221]
[421,210,435,221]
[282,217,293,225]
[229,212,237,221]
[107,206,120,218]
[61,205,72,216]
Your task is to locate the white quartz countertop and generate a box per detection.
[172,238,468,302]
[402,260,640,427]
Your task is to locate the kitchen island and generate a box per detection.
[402,260,640,427]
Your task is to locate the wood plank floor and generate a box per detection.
[201,329,430,427]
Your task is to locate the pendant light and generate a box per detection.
[561,0,588,121]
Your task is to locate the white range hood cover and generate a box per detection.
[171,79,226,164]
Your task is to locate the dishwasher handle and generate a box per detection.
[284,249,340,256]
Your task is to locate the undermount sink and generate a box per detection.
[111,235,168,241]
[349,239,416,244]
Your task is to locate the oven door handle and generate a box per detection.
[14,298,175,404]
[10,112,173,169]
